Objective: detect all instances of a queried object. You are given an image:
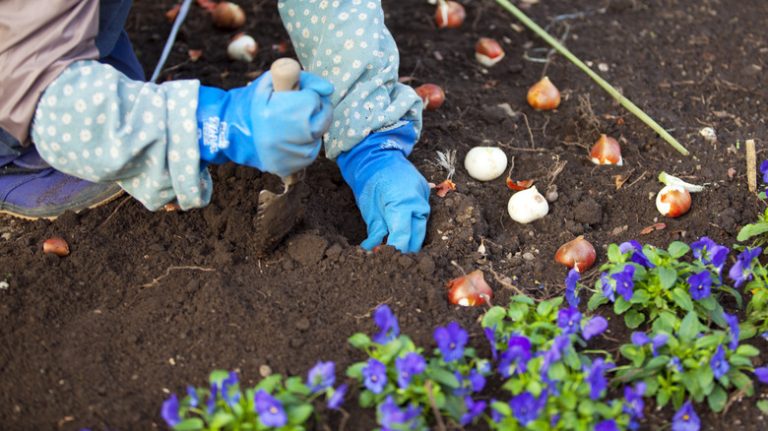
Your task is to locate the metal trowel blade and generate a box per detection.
[252,171,307,256]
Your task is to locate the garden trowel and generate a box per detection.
[253,58,308,255]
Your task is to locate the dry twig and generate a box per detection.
[141,265,216,288]
[425,381,447,431]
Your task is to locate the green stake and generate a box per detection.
[494,0,689,156]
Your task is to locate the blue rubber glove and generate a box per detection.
[336,122,431,253]
[196,71,334,177]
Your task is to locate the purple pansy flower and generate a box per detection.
[613,265,636,301]
[691,237,728,275]
[711,345,730,380]
[254,390,287,427]
[207,382,218,415]
[434,322,468,362]
[755,367,768,384]
[187,385,198,407]
[565,268,580,307]
[723,312,740,350]
[601,273,616,302]
[729,247,762,288]
[510,392,544,425]
[221,371,241,407]
[362,359,387,394]
[595,420,620,431]
[631,331,650,346]
[624,381,646,419]
[688,271,712,300]
[557,307,582,335]
[760,160,768,183]
[378,396,421,430]
[586,358,610,400]
[619,240,655,268]
[161,394,180,427]
[373,305,400,344]
[651,334,669,356]
[668,356,684,372]
[307,361,336,393]
[499,335,532,377]
[484,327,498,361]
[395,353,426,389]
[672,401,700,431]
[460,397,486,426]
[582,316,608,340]
[490,399,504,423]
[541,335,571,372]
[327,384,347,410]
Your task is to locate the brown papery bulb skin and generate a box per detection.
[415,83,445,111]
[212,2,246,29]
[43,237,70,257]
[527,76,561,111]
[555,236,596,272]
[590,134,623,165]
[435,1,466,29]
[447,270,493,307]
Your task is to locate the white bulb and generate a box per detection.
[464,146,508,181]
[507,186,549,224]
[227,34,258,62]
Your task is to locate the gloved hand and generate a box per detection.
[196,71,334,177]
[336,123,430,253]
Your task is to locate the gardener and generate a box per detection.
[0,0,430,253]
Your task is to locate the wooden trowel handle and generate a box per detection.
[270,57,302,188]
[271,57,301,92]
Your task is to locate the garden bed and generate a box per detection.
[1,0,767,429]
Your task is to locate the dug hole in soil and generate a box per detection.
[1,0,767,429]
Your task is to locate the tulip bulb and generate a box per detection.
[508,186,549,224]
[475,38,505,67]
[415,83,445,111]
[227,33,258,62]
[447,270,492,307]
[656,185,691,218]
[435,1,466,29]
[43,237,70,257]
[555,236,596,272]
[527,76,561,111]
[590,134,623,165]
[212,2,246,29]
[464,146,508,181]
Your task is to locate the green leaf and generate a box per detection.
[588,292,609,311]
[548,362,567,381]
[614,297,632,314]
[209,412,234,429]
[730,371,754,395]
[694,334,720,350]
[428,368,460,389]
[647,355,671,370]
[511,294,536,305]
[508,302,529,322]
[719,286,743,308]
[173,419,204,431]
[482,306,507,328]
[378,338,403,363]
[656,387,671,408]
[348,333,371,349]
[707,385,727,412]
[737,221,768,242]
[653,311,680,333]
[359,390,375,408]
[286,403,313,425]
[728,355,753,367]
[256,375,282,393]
[695,367,714,393]
[346,362,366,379]
[630,289,651,305]
[671,287,694,312]
[658,267,678,290]
[668,241,690,258]
[491,400,512,416]
[536,298,563,317]
[209,370,230,386]
[678,312,701,342]
[285,377,310,396]
[739,322,757,340]
[735,345,760,357]
[757,400,768,414]
[624,310,646,329]
[607,243,622,262]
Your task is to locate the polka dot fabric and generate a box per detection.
[277,0,424,159]
[31,61,212,211]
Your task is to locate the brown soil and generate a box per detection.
[1,0,767,430]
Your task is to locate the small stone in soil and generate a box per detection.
[295,318,310,331]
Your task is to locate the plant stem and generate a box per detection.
[493,0,690,156]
